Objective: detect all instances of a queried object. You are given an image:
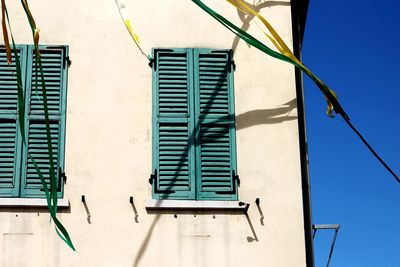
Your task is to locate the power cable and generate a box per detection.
[343,117,400,184]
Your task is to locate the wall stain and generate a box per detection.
[3,233,33,236]
[181,234,211,238]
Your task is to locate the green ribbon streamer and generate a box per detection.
[191,0,349,120]
[5,4,75,251]
[33,53,58,214]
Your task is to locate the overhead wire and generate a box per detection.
[344,118,400,183]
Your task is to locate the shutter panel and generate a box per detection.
[156,49,190,117]
[29,48,64,115]
[21,46,67,198]
[197,51,230,118]
[152,49,195,199]
[0,47,25,113]
[22,120,62,197]
[156,122,194,198]
[194,49,238,200]
[0,119,21,196]
[0,46,26,197]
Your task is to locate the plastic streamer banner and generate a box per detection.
[114,0,151,61]
[1,0,75,250]
[192,0,348,120]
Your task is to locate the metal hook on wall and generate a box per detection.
[129,196,139,223]
[255,198,264,226]
[81,195,92,224]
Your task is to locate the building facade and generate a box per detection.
[0,0,312,266]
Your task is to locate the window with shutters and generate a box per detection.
[151,48,238,201]
[0,45,68,198]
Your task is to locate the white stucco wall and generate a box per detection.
[0,0,306,266]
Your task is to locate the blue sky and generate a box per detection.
[302,0,400,266]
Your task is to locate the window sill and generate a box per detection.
[146,199,249,211]
[0,198,70,208]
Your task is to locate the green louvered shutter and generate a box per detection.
[0,46,26,197]
[21,46,68,198]
[194,49,238,200]
[152,48,196,199]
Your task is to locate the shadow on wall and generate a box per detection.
[236,98,297,130]
[132,211,260,267]
[132,214,161,267]
[132,44,295,266]
[232,0,291,52]
[132,58,235,267]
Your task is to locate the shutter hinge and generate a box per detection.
[227,50,235,72]
[233,170,240,186]
[65,56,72,68]
[148,56,154,68]
[229,60,236,72]
[58,167,67,192]
[149,169,157,184]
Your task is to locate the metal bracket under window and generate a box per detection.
[238,201,250,213]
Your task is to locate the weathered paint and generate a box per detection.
[0,0,307,266]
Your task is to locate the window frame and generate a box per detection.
[0,44,68,199]
[151,47,238,201]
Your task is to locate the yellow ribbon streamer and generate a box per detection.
[227,0,338,117]
[114,0,149,59]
